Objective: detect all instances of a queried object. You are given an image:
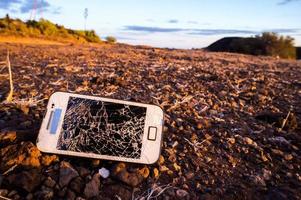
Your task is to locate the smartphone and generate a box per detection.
[37,92,164,164]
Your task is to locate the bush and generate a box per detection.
[105,36,117,43]
[0,16,102,43]
[207,32,296,59]
[257,32,296,59]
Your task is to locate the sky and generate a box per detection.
[0,0,301,49]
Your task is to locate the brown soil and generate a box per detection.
[0,41,300,200]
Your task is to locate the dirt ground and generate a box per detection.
[0,42,300,200]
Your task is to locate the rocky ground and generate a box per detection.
[0,42,300,200]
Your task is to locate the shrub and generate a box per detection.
[257,32,296,59]
[0,16,102,43]
[105,36,117,43]
[207,32,296,59]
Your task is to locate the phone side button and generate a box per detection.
[148,126,157,141]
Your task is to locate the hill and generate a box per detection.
[0,41,300,199]
[0,15,101,43]
[297,47,301,59]
[206,34,297,59]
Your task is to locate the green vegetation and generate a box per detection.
[207,32,296,59]
[257,32,296,59]
[105,36,117,43]
[0,15,101,43]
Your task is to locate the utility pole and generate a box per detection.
[30,0,37,21]
[84,8,88,31]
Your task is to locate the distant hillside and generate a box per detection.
[0,15,101,43]
[206,33,297,59]
[296,47,301,60]
[206,37,266,55]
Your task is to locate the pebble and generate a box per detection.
[7,169,42,192]
[153,168,159,178]
[0,189,8,197]
[41,155,59,166]
[158,155,165,165]
[44,176,56,188]
[59,161,79,187]
[227,137,236,144]
[138,166,150,178]
[70,177,84,193]
[176,189,189,198]
[84,173,100,198]
[173,163,181,171]
[284,154,293,161]
[159,165,169,172]
[99,167,110,178]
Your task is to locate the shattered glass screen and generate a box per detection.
[57,97,147,158]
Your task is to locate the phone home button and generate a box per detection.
[148,126,157,141]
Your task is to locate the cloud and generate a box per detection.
[264,28,300,33]
[20,0,50,13]
[0,0,60,15]
[189,29,259,35]
[187,21,198,24]
[124,25,258,35]
[278,0,300,5]
[123,25,301,36]
[168,19,179,24]
[0,0,21,9]
[124,26,183,33]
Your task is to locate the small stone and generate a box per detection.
[272,149,284,156]
[59,161,79,187]
[41,155,59,166]
[66,189,76,200]
[77,166,90,177]
[0,131,16,144]
[70,177,84,193]
[20,104,30,114]
[138,166,150,178]
[197,123,203,129]
[91,159,100,167]
[7,190,18,198]
[34,187,54,200]
[262,169,272,180]
[205,157,212,163]
[7,169,42,192]
[25,193,33,200]
[115,170,144,187]
[173,163,181,171]
[153,168,159,178]
[204,133,212,140]
[176,189,189,198]
[244,137,254,145]
[227,137,236,144]
[44,176,56,188]
[99,167,110,178]
[0,142,41,172]
[57,187,67,197]
[159,165,169,172]
[284,154,293,161]
[112,163,126,175]
[185,171,194,179]
[20,120,32,128]
[0,189,8,197]
[158,155,165,165]
[84,173,100,198]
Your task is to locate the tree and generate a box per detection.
[105,36,117,43]
[257,32,296,59]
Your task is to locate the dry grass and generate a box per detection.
[0,36,65,45]
[6,50,13,103]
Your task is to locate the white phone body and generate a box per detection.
[37,92,164,164]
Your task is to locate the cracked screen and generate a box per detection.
[57,97,147,158]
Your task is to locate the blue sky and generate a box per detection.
[0,0,301,48]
